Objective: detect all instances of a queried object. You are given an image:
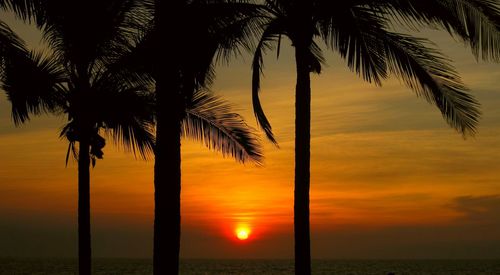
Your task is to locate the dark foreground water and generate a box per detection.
[1,258,500,274]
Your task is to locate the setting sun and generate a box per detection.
[236,227,250,240]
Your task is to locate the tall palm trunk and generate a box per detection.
[78,139,91,275]
[153,1,183,273]
[294,45,312,275]
[153,78,182,275]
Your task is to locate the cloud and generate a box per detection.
[449,195,500,226]
[307,195,500,259]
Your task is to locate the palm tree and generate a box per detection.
[129,0,264,273]
[0,1,155,274]
[251,0,500,274]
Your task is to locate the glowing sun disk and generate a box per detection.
[236,227,250,240]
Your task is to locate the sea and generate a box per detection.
[1,259,500,274]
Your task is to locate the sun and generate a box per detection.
[235,227,250,240]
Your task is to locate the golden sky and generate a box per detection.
[1,12,500,259]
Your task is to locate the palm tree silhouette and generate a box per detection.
[2,1,262,273]
[1,1,155,274]
[132,0,264,273]
[252,1,500,274]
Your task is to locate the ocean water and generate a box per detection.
[1,258,500,274]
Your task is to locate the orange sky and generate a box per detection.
[1,12,500,259]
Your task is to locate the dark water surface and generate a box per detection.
[1,258,499,274]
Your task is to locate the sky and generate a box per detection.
[1,11,500,259]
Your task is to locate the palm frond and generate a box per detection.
[265,0,289,17]
[105,118,155,160]
[91,67,155,160]
[308,40,325,74]
[314,0,482,135]
[108,28,157,78]
[382,32,480,136]
[180,35,218,92]
[378,0,500,61]
[64,141,78,166]
[251,20,282,145]
[205,0,268,63]
[0,0,39,21]
[40,0,144,68]
[0,20,25,57]
[0,20,27,89]
[2,48,67,125]
[166,1,265,91]
[94,0,152,66]
[318,5,388,85]
[183,88,263,164]
[59,120,79,164]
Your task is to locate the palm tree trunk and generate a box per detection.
[153,1,184,273]
[78,139,91,275]
[153,79,182,275]
[294,45,312,275]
